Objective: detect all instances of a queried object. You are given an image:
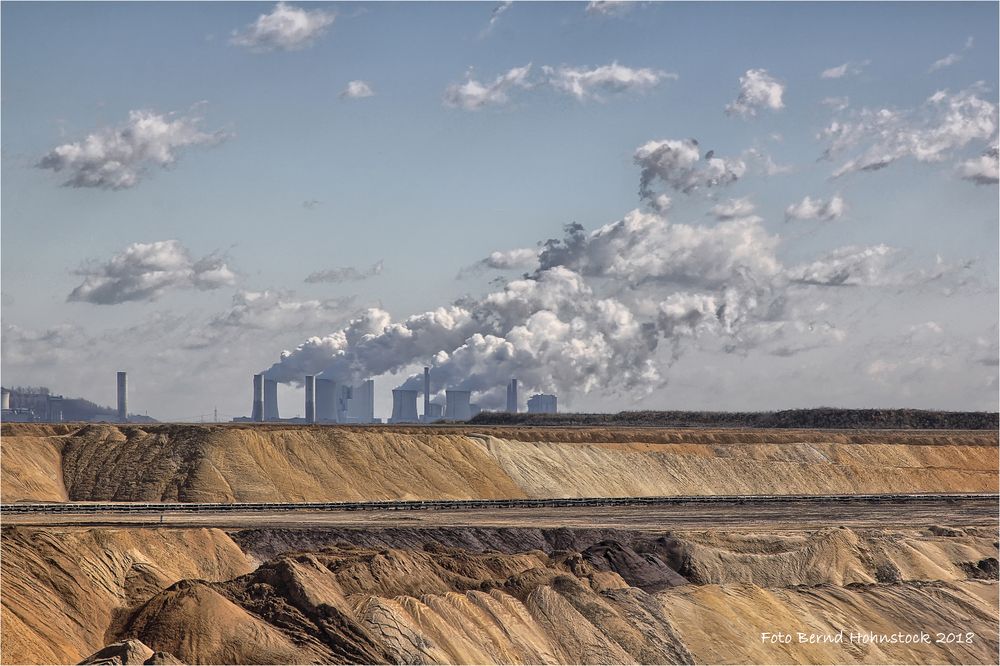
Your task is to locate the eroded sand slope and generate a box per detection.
[2,525,996,665]
[2,423,996,503]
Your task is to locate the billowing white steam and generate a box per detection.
[264,133,976,409]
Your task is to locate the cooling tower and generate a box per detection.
[263,379,280,421]
[304,375,316,423]
[423,366,431,421]
[506,378,518,413]
[116,371,128,423]
[348,379,375,423]
[445,389,472,421]
[315,378,336,422]
[390,388,419,423]
[251,374,264,422]
[1,388,10,410]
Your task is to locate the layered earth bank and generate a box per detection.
[2,423,996,503]
[2,423,996,664]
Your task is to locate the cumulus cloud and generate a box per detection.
[68,240,236,305]
[458,248,540,277]
[37,109,228,190]
[784,194,846,222]
[725,69,785,117]
[304,260,383,284]
[710,197,756,221]
[443,65,532,110]
[821,60,869,79]
[230,2,334,52]
[957,145,999,185]
[340,80,374,99]
[585,1,637,16]
[634,138,746,199]
[787,245,898,287]
[543,62,674,101]
[822,85,998,179]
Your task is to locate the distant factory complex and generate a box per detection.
[244,367,557,424]
[1,369,557,424]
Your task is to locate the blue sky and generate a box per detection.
[2,1,997,420]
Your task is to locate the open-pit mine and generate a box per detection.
[1,422,997,665]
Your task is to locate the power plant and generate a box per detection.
[241,370,555,424]
[116,371,128,423]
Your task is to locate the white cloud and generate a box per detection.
[458,248,540,277]
[784,194,846,222]
[481,1,512,37]
[37,110,228,190]
[542,62,674,101]
[340,80,374,99]
[957,146,999,185]
[821,96,850,112]
[585,1,637,16]
[725,69,785,118]
[230,2,335,52]
[787,244,896,287]
[822,85,998,179]
[443,65,532,110]
[821,60,869,79]
[68,240,236,305]
[928,37,973,73]
[710,197,756,221]
[634,138,746,198]
[304,260,383,284]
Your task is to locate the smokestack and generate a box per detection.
[252,373,264,422]
[116,371,128,423]
[263,379,280,421]
[423,366,431,422]
[506,378,518,413]
[390,389,419,423]
[445,389,472,421]
[304,375,316,423]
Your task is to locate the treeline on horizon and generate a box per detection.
[469,408,1000,430]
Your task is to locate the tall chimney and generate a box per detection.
[423,366,431,422]
[116,371,128,423]
[304,375,316,423]
[252,374,264,422]
[506,378,518,413]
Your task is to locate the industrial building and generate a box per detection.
[527,393,558,414]
[243,369,555,424]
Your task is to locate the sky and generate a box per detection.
[2,1,998,421]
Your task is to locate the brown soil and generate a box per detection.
[2,423,995,503]
[2,524,997,665]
